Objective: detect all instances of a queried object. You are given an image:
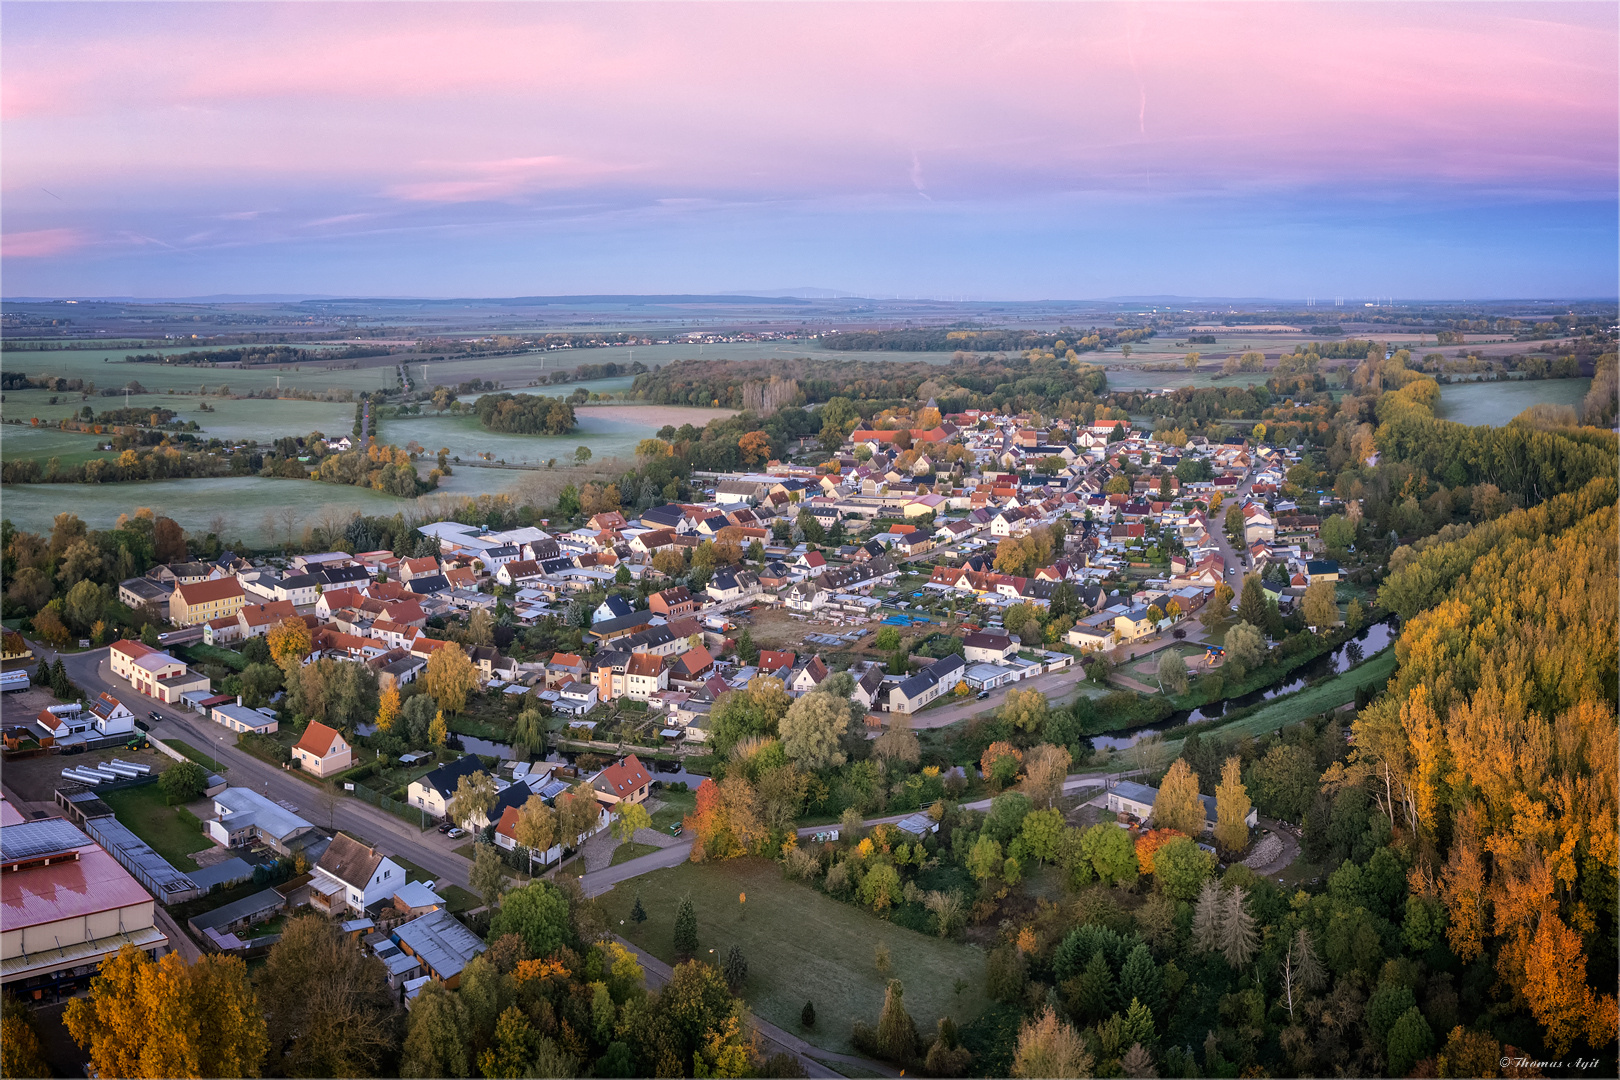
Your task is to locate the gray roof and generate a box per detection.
[393,908,486,981]
[187,857,255,891]
[189,887,285,932]
[215,787,314,842]
[1110,780,1158,804]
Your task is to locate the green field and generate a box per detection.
[0,476,416,545]
[99,783,212,871]
[0,390,358,441]
[1437,377,1591,426]
[609,841,662,866]
[0,423,119,466]
[598,857,988,1055]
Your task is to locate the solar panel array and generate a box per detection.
[0,817,90,864]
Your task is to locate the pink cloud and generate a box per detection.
[0,3,1611,205]
[1,228,87,258]
[383,156,635,204]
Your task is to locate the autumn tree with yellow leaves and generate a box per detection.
[64,945,268,1078]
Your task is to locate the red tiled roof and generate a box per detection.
[594,755,652,798]
[294,721,344,757]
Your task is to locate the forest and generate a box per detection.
[124,343,396,365]
[819,327,1153,353]
[471,393,578,435]
[630,354,1108,414]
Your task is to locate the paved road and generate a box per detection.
[610,935,902,1080]
[57,646,474,890]
[1209,467,1255,592]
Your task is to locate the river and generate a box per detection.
[1091,619,1397,751]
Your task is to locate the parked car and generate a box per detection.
[446,827,466,839]
[437,822,455,834]
[976,690,991,700]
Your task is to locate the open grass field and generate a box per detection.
[598,856,989,1055]
[99,784,213,871]
[1437,377,1591,426]
[381,403,735,468]
[0,424,119,466]
[0,476,415,545]
[1,389,359,442]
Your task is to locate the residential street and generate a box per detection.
[53,645,474,890]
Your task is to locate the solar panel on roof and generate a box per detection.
[0,817,90,864]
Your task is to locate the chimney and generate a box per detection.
[237,695,243,706]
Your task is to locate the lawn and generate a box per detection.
[99,784,212,871]
[648,787,696,832]
[609,841,660,866]
[161,738,226,773]
[598,857,989,1055]
[441,884,480,914]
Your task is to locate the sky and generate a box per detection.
[2,2,1615,301]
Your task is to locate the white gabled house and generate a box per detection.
[312,833,406,915]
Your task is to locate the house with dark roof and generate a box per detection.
[593,594,636,623]
[406,756,491,821]
[313,834,405,915]
[585,608,658,642]
[827,662,876,709]
[888,654,966,714]
[649,586,696,618]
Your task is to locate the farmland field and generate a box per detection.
[0,476,415,545]
[0,423,119,466]
[598,856,988,1056]
[1436,377,1591,426]
[1,389,359,442]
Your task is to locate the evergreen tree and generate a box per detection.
[875,979,918,1064]
[1236,573,1268,628]
[673,894,698,958]
[723,945,748,991]
[1119,943,1162,1015]
[630,894,647,925]
[34,660,49,686]
[1121,997,1156,1051]
[1076,950,1115,1025]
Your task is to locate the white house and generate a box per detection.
[783,580,826,613]
[556,682,600,716]
[407,757,492,821]
[87,692,136,737]
[312,834,406,915]
[961,631,1017,664]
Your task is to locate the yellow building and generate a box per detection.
[169,577,246,627]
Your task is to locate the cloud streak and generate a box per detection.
[0,2,1613,297]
